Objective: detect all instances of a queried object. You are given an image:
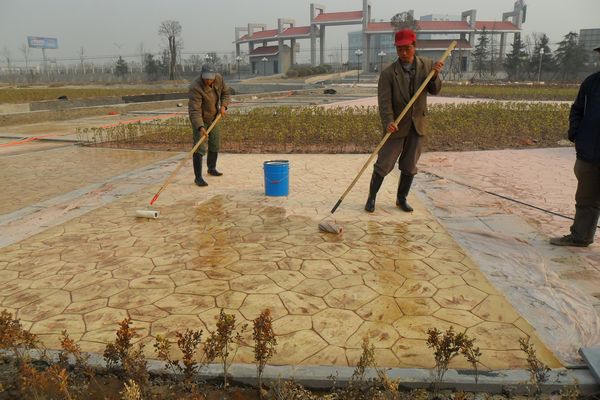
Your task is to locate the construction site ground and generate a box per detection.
[0,86,598,391]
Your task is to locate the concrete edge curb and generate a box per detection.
[0,152,185,248]
[5,349,598,395]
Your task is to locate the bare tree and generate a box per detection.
[158,20,182,80]
[138,42,145,73]
[20,43,30,70]
[390,11,418,32]
[79,46,85,73]
[2,47,11,70]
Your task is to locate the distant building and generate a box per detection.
[347,30,394,70]
[234,0,525,74]
[419,14,461,40]
[248,45,291,75]
[579,28,600,65]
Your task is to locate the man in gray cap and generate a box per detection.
[188,63,231,186]
[551,46,600,247]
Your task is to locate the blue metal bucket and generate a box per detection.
[263,160,289,196]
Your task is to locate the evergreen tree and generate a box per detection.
[472,28,490,78]
[115,56,128,77]
[554,31,586,81]
[503,35,528,80]
[143,53,165,81]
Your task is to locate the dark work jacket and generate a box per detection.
[378,56,442,137]
[188,74,231,130]
[569,70,600,164]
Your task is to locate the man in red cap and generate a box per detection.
[365,28,444,213]
[550,45,600,247]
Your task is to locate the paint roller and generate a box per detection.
[135,114,222,219]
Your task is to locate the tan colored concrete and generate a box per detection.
[0,147,173,214]
[0,152,561,370]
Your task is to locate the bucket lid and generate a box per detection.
[264,160,289,165]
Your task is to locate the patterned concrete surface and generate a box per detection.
[0,147,174,215]
[417,148,600,366]
[420,148,600,290]
[0,151,561,370]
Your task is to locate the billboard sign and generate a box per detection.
[27,36,59,49]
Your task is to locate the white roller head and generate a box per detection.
[135,209,159,219]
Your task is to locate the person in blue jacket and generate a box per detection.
[551,46,600,247]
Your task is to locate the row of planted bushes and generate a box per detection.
[0,83,579,104]
[441,83,578,101]
[1,309,570,399]
[285,64,333,78]
[78,102,571,153]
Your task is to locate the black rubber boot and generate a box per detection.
[193,153,208,186]
[364,171,384,213]
[207,151,223,176]
[550,206,599,247]
[572,206,599,243]
[396,173,414,212]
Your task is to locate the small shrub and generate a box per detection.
[519,337,550,399]
[253,309,277,397]
[331,336,399,400]
[57,330,97,396]
[104,317,149,394]
[58,330,91,376]
[203,310,247,389]
[268,379,317,400]
[154,329,204,387]
[426,326,480,395]
[120,379,142,400]
[559,384,580,399]
[19,362,73,400]
[0,310,40,359]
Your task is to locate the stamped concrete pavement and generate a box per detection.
[0,149,563,370]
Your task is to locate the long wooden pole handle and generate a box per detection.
[330,41,456,215]
[149,114,222,206]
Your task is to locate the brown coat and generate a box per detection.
[188,74,231,130]
[377,56,441,137]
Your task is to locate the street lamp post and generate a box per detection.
[236,55,242,80]
[378,50,386,73]
[354,49,363,83]
[261,57,268,76]
[537,48,545,82]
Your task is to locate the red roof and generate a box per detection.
[280,26,312,37]
[314,11,363,23]
[249,28,279,39]
[366,20,520,33]
[475,21,519,31]
[418,39,472,50]
[249,46,280,57]
[238,26,312,42]
[238,28,279,41]
[366,22,394,32]
[367,21,471,33]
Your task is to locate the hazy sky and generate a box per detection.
[1,0,599,65]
